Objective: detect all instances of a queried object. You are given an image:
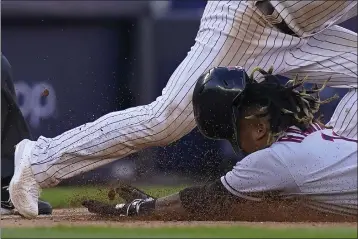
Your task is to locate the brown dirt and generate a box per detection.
[1,208,357,229]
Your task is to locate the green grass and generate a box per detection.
[40,185,187,208]
[2,225,357,238]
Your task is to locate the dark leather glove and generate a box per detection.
[82,183,156,217]
[108,183,156,202]
[82,198,156,217]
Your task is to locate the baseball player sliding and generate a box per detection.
[9,0,357,218]
[81,67,357,219]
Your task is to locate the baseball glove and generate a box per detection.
[82,184,156,217]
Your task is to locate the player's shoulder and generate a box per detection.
[275,123,324,144]
[238,123,326,168]
[237,147,283,170]
[268,123,325,160]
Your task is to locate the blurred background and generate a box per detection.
[2,0,357,187]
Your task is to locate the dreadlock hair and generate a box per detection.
[237,66,339,145]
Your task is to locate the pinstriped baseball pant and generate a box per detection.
[29,1,357,187]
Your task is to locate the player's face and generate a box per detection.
[237,117,270,154]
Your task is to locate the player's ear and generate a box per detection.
[253,122,268,141]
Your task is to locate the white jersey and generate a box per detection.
[222,123,357,216]
[260,1,357,37]
[25,1,357,188]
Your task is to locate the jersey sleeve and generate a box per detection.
[221,148,297,200]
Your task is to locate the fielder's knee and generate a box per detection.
[145,103,193,147]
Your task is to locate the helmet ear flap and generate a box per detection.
[230,103,241,154]
[230,87,249,154]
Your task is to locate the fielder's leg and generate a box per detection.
[1,55,53,216]
[10,1,302,217]
[282,25,357,139]
[1,54,16,215]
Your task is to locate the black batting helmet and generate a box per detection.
[192,66,249,153]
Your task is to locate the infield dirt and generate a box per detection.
[1,208,357,229]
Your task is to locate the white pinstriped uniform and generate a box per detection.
[28,1,357,187]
